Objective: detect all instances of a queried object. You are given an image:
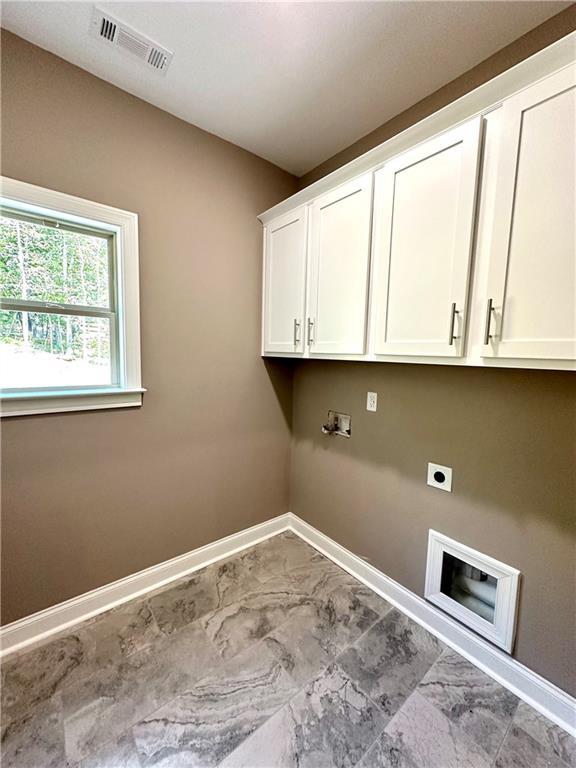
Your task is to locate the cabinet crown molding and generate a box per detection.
[258,31,576,224]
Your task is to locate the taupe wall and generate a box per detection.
[299,4,576,186]
[292,10,576,696]
[291,363,576,695]
[0,31,298,624]
[2,12,575,699]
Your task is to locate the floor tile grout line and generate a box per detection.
[2,596,177,731]
[63,616,228,765]
[6,544,393,764]
[206,554,392,764]
[67,720,139,768]
[214,596,395,767]
[128,628,304,768]
[200,542,374,664]
[333,608,458,768]
[8,533,573,767]
[73,633,227,768]
[397,657,526,768]
[511,705,576,768]
[349,707,389,768]
[1,532,309,665]
[214,639,395,768]
[3,547,302,763]
[491,714,517,768]
[499,720,574,768]
[65,557,284,758]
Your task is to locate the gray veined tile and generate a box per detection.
[513,701,576,767]
[495,724,570,768]
[260,547,352,594]
[148,559,265,638]
[202,550,389,663]
[0,693,68,768]
[201,578,315,660]
[379,690,492,768]
[320,580,392,644]
[210,556,265,604]
[263,582,390,687]
[355,730,420,768]
[262,606,339,687]
[78,731,142,768]
[132,640,299,768]
[217,544,278,584]
[1,597,160,725]
[337,608,444,717]
[147,567,221,635]
[219,662,387,768]
[62,619,219,764]
[271,550,391,621]
[416,648,519,760]
[240,531,321,579]
[87,597,162,659]
[1,632,84,725]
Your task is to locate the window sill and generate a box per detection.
[0,388,146,417]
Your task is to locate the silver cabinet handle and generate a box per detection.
[307,318,315,346]
[448,302,459,345]
[293,318,301,345]
[484,298,494,345]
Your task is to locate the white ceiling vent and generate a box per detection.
[91,7,173,75]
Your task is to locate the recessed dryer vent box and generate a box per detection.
[425,530,520,652]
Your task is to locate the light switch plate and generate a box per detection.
[366,392,378,412]
[427,462,452,492]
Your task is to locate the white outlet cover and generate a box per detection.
[366,391,378,412]
[427,462,452,492]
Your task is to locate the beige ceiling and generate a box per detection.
[1,1,570,175]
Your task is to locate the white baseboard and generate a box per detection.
[1,510,574,738]
[288,513,576,739]
[0,513,291,657]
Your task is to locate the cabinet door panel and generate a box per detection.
[308,174,373,355]
[372,118,482,357]
[263,207,307,354]
[484,67,575,360]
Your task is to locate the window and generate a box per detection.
[0,177,143,416]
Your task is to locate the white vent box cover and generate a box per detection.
[425,530,520,653]
[91,7,173,75]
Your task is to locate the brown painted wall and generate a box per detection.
[0,31,298,624]
[292,11,576,696]
[2,11,575,699]
[291,362,576,695]
[299,4,576,187]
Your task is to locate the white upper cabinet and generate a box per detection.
[307,174,373,355]
[483,67,576,361]
[371,118,482,357]
[259,44,576,371]
[262,207,308,354]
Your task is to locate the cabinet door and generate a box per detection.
[372,118,482,357]
[307,174,373,355]
[262,207,308,354]
[483,67,576,360]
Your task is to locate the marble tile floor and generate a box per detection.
[1,531,574,768]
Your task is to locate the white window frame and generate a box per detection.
[425,529,521,653]
[0,177,144,417]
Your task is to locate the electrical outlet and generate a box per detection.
[427,462,452,492]
[366,391,378,412]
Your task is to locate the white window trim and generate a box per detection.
[0,177,145,417]
[425,529,521,653]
